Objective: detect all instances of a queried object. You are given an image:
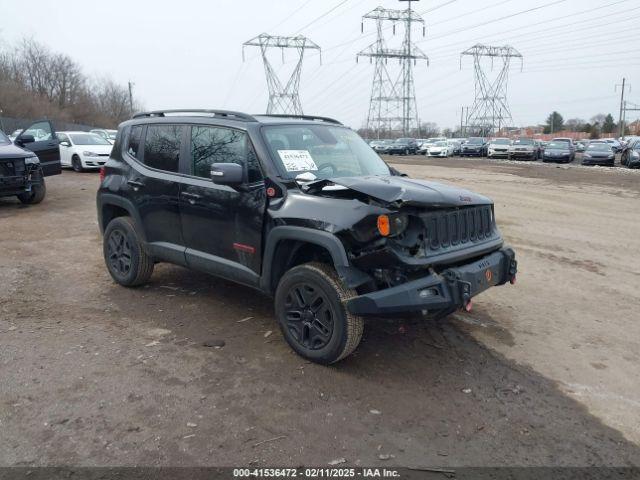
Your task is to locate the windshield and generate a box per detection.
[513,138,534,145]
[70,133,111,145]
[263,125,390,180]
[547,142,568,149]
[433,141,447,147]
[467,137,484,144]
[0,131,9,144]
[587,144,612,152]
[491,139,511,145]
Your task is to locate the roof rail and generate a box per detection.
[132,109,257,122]
[259,114,343,125]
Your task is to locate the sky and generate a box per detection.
[1,0,639,130]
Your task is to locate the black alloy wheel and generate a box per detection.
[107,229,132,278]
[284,282,335,350]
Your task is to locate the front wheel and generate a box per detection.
[275,262,364,364]
[72,155,84,172]
[17,177,46,205]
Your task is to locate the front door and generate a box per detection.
[16,120,61,176]
[56,132,72,167]
[179,125,266,287]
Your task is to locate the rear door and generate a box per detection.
[16,120,61,176]
[57,133,72,167]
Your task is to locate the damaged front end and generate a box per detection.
[0,155,42,197]
[299,175,518,317]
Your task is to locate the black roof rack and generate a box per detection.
[259,114,343,125]
[132,109,257,122]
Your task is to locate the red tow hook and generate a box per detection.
[464,301,473,312]
[510,275,517,285]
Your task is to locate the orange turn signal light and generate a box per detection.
[377,214,390,236]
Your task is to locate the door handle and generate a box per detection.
[181,192,202,204]
[127,179,145,188]
[47,142,57,147]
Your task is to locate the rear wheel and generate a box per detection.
[103,216,154,287]
[275,262,364,364]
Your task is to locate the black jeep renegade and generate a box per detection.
[97,110,517,364]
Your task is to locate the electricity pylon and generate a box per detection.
[460,44,523,136]
[243,33,320,115]
[357,1,428,137]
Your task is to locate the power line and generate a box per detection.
[294,0,350,34]
[268,0,314,32]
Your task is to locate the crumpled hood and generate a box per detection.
[304,175,492,207]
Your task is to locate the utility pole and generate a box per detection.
[243,34,320,115]
[616,78,626,138]
[128,81,135,112]
[460,106,464,135]
[460,44,522,136]
[358,2,428,137]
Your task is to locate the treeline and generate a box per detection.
[0,38,140,129]
[543,111,625,137]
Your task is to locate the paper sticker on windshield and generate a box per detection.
[278,150,317,172]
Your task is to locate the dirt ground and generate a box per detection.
[1,158,639,467]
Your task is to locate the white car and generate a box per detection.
[487,138,512,158]
[419,137,447,155]
[427,141,454,157]
[58,131,113,172]
[90,129,118,144]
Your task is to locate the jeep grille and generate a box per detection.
[421,205,497,253]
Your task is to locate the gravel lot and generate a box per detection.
[1,158,639,467]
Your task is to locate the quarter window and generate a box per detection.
[143,125,183,172]
[127,125,143,160]
[190,126,262,182]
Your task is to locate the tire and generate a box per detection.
[17,178,46,205]
[275,262,364,364]
[103,216,154,287]
[72,155,84,172]
[404,148,409,155]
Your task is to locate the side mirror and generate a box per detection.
[210,162,243,186]
[17,134,35,145]
[60,141,71,147]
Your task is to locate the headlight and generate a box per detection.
[631,151,640,159]
[83,151,99,157]
[24,155,39,165]
[583,154,592,159]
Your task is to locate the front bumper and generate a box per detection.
[488,150,509,157]
[347,247,517,316]
[81,157,108,168]
[461,149,483,156]
[510,150,536,159]
[582,157,614,166]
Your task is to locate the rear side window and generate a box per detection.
[127,125,143,160]
[143,125,183,172]
[191,126,262,183]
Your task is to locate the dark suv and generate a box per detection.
[1,120,61,204]
[97,110,517,364]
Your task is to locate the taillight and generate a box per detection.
[99,167,105,182]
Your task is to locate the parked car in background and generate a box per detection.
[621,137,640,167]
[487,138,511,158]
[58,131,113,172]
[372,139,395,154]
[460,137,487,157]
[575,141,586,153]
[542,141,573,163]
[388,138,418,155]
[581,142,615,166]
[551,137,576,161]
[601,138,622,153]
[1,120,61,204]
[426,140,454,157]
[418,137,445,155]
[509,137,539,160]
[90,129,118,144]
[448,139,462,155]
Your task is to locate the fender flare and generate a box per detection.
[97,193,147,243]
[260,226,369,293]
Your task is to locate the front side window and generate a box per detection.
[127,125,143,160]
[190,126,262,183]
[263,125,390,180]
[143,125,183,172]
[24,121,52,141]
